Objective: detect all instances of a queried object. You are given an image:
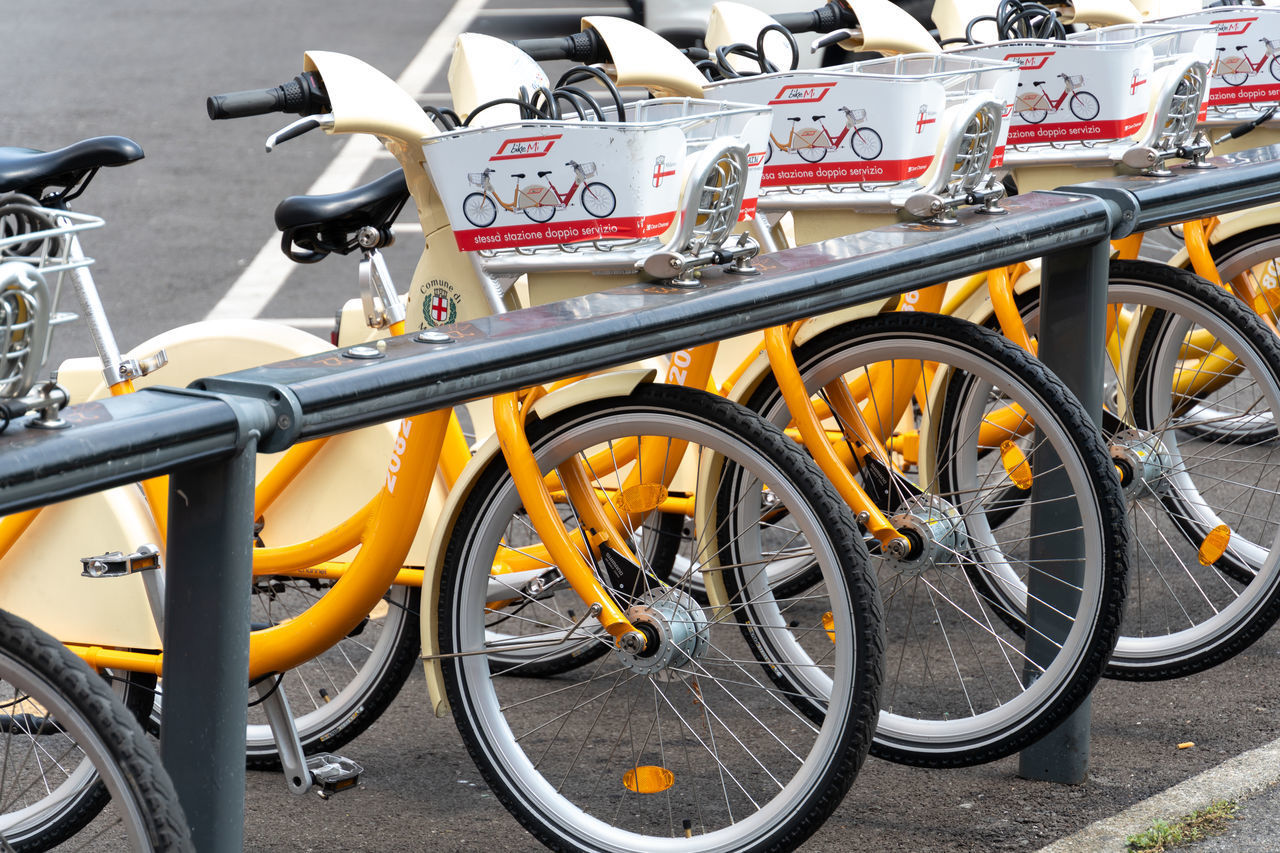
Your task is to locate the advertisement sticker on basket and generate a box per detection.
[1154,8,1280,107]
[705,72,945,189]
[956,40,1157,145]
[425,121,688,252]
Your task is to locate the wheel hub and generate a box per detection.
[615,591,709,675]
[1111,428,1174,500]
[881,494,969,576]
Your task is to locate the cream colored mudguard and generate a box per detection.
[583,16,709,97]
[4,320,423,651]
[835,0,941,55]
[449,33,551,125]
[420,370,654,716]
[0,487,163,649]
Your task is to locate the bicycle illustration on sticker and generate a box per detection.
[1212,38,1280,86]
[1014,73,1100,124]
[461,160,617,227]
[762,106,883,164]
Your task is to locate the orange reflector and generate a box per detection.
[822,611,836,644]
[624,765,675,794]
[1000,441,1033,490]
[618,483,669,514]
[1198,524,1231,566]
[1253,286,1280,316]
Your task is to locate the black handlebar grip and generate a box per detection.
[206,88,285,120]
[207,72,329,120]
[514,30,608,63]
[773,1,853,34]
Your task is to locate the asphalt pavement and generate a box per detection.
[11,3,1280,851]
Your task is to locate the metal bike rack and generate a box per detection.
[2,143,1280,846]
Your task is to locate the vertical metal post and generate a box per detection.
[160,439,256,851]
[1018,238,1110,784]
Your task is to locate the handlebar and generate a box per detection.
[513,30,609,63]
[206,72,330,120]
[772,1,855,35]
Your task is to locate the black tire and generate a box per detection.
[0,610,191,850]
[579,182,615,218]
[1221,69,1249,87]
[462,192,497,228]
[1069,91,1100,122]
[797,144,827,163]
[439,383,883,852]
[522,204,556,223]
[744,312,1129,767]
[981,259,1280,680]
[850,127,883,160]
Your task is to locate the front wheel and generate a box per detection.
[580,182,616,218]
[1069,91,1100,122]
[850,127,883,160]
[0,610,191,850]
[1269,56,1280,83]
[744,313,1129,767]
[439,383,883,852]
[981,260,1280,680]
[462,192,497,228]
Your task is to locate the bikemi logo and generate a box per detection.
[490,134,562,161]
[768,82,837,105]
[1003,51,1055,70]
[1214,17,1257,36]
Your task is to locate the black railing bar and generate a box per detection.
[196,191,1117,441]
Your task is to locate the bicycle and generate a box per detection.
[1014,73,1101,124]
[763,105,883,163]
[553,7,1280,692]
[1212,38,1280,88]
[0,55,887,853]
[461,160,616,226]
[451,22,1135,769]
[722,0,1280,686]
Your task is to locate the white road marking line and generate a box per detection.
[272,318,335,329]
[205,0,487,321]
[479,6,626,14]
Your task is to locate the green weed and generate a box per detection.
[1125,800,1239,852]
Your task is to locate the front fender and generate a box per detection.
[420,369,655,716]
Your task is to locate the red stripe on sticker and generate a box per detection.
[1207,81,1280,106]
[452,212,676,251]
[761,156,932,187]
[1006,114,1145,144]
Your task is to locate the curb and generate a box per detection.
[1035,734,1280,852]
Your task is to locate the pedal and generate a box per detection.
[80,544,161,578]
[306,753,363,798]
